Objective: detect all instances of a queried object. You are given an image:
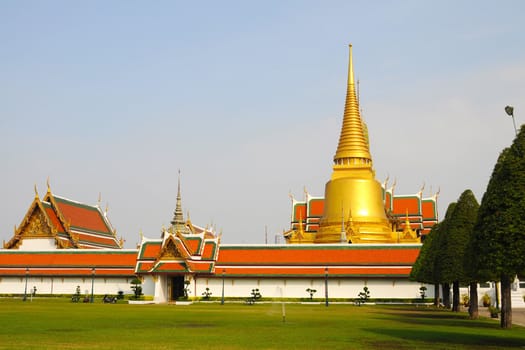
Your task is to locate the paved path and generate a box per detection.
[478,308,525,327]
[513,309,525,326]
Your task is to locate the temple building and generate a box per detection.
[3,183,122,250]
[0,185,136,296]
[6,44,504,304]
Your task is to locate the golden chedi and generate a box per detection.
[314,45,418,244]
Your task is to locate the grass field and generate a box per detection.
[0,298,524,349]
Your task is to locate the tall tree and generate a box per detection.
[433,203,457,309]
[471,125,525,328]
[437,190,479,312]
[410,223,441,306]
[411,203,456,308]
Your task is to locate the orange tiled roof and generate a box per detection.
[214,244,420,278]
[136,238,422,278]
[45,193,120,249]
[42,203,66,234]
[135,233,219,274]
[52,196,113,234]
[0,250,137,276]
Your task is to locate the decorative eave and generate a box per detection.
[4,195,59,249]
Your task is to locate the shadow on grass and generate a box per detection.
[380,312,499,329]
[364,307,525,348]
[364,327,525,348]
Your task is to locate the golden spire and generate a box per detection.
[333,44,372,165]
[316,44,393,244]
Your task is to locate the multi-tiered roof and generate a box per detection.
[4,185,121,249]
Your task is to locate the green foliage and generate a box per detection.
[306,288,317,300]
[471,126,525,281]
[130,278,143,300]
[489,306,500,318]
[411,202,457,285]
[461,294,470,307]
[202,287,212,300]
[250,288,262,300]
[470,125,525,328]
[356,286,370,305]
[410,224,439,284]
[419,286,427,301]
[246,288,262,305]
[434,190,479,284]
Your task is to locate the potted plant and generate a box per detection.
[461,294,470,307]
[482,293,491,307]
[488,306,499,318]
[419,286,427,301]
[306,288,317,301]
[202,287,212,300]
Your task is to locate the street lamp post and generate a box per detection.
[91,268,95,303]
[325,267,329,307]
[23,268,29,302]
[221,269,225,305]
[505,106,517,136]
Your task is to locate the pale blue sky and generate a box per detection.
[1,1,524,247]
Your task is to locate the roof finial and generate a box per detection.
[171,169,186,229]
[46,177,51,193]
[419,183,425,197]
[34,184,39,199]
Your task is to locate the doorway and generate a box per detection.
[171,276,185,301]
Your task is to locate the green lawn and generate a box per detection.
[0,298,524,349]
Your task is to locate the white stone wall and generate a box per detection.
[0,276,135,296]
[189,276,433,301]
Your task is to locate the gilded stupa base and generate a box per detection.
[315,220,396,244]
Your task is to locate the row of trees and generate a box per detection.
[411,124,525,328]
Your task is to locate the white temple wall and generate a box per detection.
[141,275,155,297]
[0,276,135,296]
[190,276,434,300]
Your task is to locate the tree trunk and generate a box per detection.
[442,283,451,309]
[434,284,440,307]
[500,275,512,329]
[468,282,478,319]
[452,281,460,312]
